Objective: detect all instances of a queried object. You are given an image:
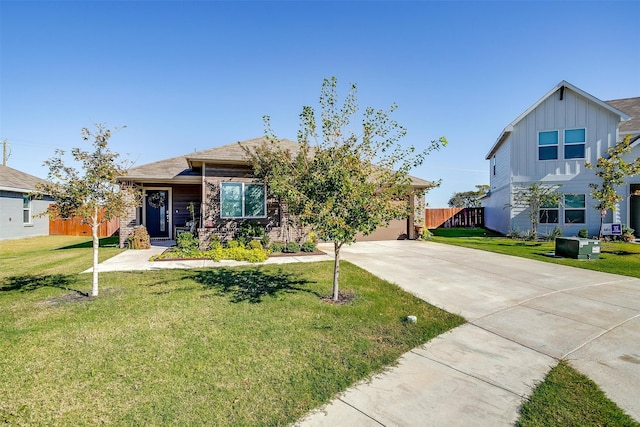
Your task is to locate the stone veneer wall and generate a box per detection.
[118,181,140,248]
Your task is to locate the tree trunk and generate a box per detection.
[332,241,342,301]
[599,209,606,240]
[91,207,100,297]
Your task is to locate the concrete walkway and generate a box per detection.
[82,240,334,273]
[297,240,640,426]
[89,240,640,425]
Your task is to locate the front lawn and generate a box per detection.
[0,237,464,425]
[430,228,640,279]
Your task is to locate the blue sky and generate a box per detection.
[1,0,639,207]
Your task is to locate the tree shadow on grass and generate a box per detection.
[57,236,120,250]
[190,267,318,303]
[0,274,88,297]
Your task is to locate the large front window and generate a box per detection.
[220,182,266,218]
[540,199,559,224]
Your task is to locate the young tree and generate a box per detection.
[448,184,489,208]
[36,125,141,297]
[509,183,562,237]
[585,135,640,238]
[247,77,446,301]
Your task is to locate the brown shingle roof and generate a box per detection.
[606,97,640,134]
[0,164,48,193]
[185,137,299,165]
[122,136,432,188]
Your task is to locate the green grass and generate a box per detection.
[0,236,464,425]
[517,361,639,426]
[0,235,123,279]
[430,228,640,279]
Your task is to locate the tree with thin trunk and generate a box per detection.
[585,135,640,239]
[246,77,446,301]
[448,184,489,208]
[36,125,141,297]
[509,183,562,237]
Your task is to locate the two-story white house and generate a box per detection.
[483,80,640,238]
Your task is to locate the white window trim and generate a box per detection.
[538,130,559,161]
[23,194,32,225]
[220,182,267,219]
[564,193,586,224]
[564,128,586,160]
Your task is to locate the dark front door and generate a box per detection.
[631,184,640,237]
[146,190,169,238]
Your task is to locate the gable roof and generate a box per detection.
[485,80,631,159]
[0,164,49,193]
[185,137,299,167]
[122,136,432,188]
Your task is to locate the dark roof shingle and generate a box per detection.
[0,164,48,192]
[606,97,640,134]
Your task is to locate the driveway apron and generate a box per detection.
[297,240,640,426]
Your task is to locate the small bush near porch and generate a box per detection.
[0,237,464,425]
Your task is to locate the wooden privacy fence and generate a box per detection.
[49,213,120,237]
[425,207,484,229]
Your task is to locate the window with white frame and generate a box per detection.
[492,155,496,176]
[564,128,585,159]
[564,194,586,224]
[539,199,559,224]
[220,182,266,219]
[538,131,558,160]
[23,194,32,224]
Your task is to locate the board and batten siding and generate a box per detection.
[510,88,620,182]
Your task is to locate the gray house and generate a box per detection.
[0,165,52,240]
[483,81,640,237]
[118,137,431,248]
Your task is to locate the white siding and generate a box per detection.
[483,184,511,235]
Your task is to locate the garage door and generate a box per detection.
[356,218,409,241]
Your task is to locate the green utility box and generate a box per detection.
[555,237,600,260]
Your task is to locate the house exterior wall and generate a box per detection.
[484,86,628,237]
[0,191,51,240]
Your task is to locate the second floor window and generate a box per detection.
[564,128,586,159]
[538,131,558,160]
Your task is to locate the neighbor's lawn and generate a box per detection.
[0,237,464,425]
[517,361,639,427]
[430,227,640,279]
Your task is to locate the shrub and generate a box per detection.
[226,240,242,249]
[544,227,562,241]
[284,241,300,253]
[127,225,150,249]
[578,228,588,238]
[235,220,265,245]
[260,234,271,249]
[269,242,285,253]
[507,228,523,240]
[248,240,263,250]
[177,231,199,251]
[301,241,317,252]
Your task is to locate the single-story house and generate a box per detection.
[117,137,431,248]
[0,164,53,241]
[483,80,640,237]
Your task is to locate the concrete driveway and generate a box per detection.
[298,240,640,426]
